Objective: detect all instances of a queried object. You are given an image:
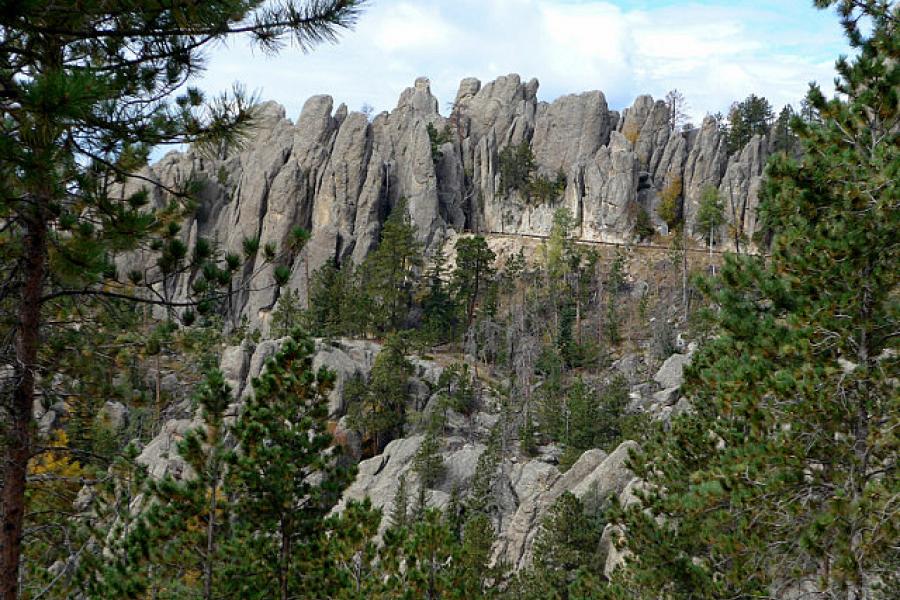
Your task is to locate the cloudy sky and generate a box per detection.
[196,0,849,123]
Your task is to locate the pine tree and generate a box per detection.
[512,492,603,599]
[634,205,655,241]
[305,259,361,336]
[225,334,355,600]
[420,244,460,344]
[0,2,364,595]
[361,198,423,333]
[390,474,411,530]
[452,236,497,328]
[435,362,476,416]
[347,334,413,453]
[604,249,627,345]
[75,444,162,598]
[413,426,445,488]
[616,3,898,597]
[772,104,798,153]
[46,371,236,599]
[270,288,305,338]
[319,498,382,599]
[695,185,724,252]
[379,507,497,599]
[426,122,452,164]
[153,369,233,600]
[665,89,691,132]
[727,94,774,153]
[498,140,536,195]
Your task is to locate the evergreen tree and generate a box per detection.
[347,334,413,453]
[378,508,498,599]
[225,334,354,600]
[426,122,452,165]
[727,93,775,153]
[695,185,725,250]
[420,245,460,344]
[544,208,576,281]
[634,205,655,241]
[498,141,536,195]
[0,2,364,595]
[459,512,501,594]
[305,259,361,336]
[390,474,412,530]
[156,369,233,600]
[772,104,798,153]
[512,492,603,599]
[413,426,445,488]
[319,499,382,599]
[604,250,627,345]
[452,236,497,328]
[44,369,240,600]
[75,444,162,598]
[665,89,691,132]
[466,427,503,520]
[435,362,476,416]
[361,198,424,333]
[539,208,577,357]
[616,3,898,597]
[270,288,305,338]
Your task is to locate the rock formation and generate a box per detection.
[132,336,645,572]
[119,75,771,330]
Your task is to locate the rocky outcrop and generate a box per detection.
[582,131,639,241]
[718,134,769,247]
[130,334,644,573]
[492,441,640,570]
[629,346,696,424]
[332,432,641,569]
[125,75,768,330]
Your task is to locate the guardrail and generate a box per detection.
[480,231,759,257]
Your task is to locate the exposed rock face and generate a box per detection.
[532,91,612,174]
[630,346,696,422]
[582,132,639,241]
[718,134,769,246]
[492,442,640,570]
[132,335,644,572]
[125,75,768,329]
[683,116,729,233]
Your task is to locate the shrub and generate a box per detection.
[498,140,535,195]
[634,205,654,240]
[657,175,683,229]
[528,169,567,204]
[426,122,452,164]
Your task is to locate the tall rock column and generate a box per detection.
[683,116,728,234]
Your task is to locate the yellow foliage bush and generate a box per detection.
[28,430,84,480]
[622,121,640,145]
[657,175,683,228]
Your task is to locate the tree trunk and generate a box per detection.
[681,230,689,321]
[279,519,290,600]
[204,463,219,600]
[575,277,582,345]
[467,270,480,328]
[1,217,46,600]
[303,255,310,310]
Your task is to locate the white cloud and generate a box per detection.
[191,0,847,125]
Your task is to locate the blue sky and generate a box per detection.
[194,0,849,124]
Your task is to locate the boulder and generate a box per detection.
[570,441,639,500]
[654,352,692,390]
